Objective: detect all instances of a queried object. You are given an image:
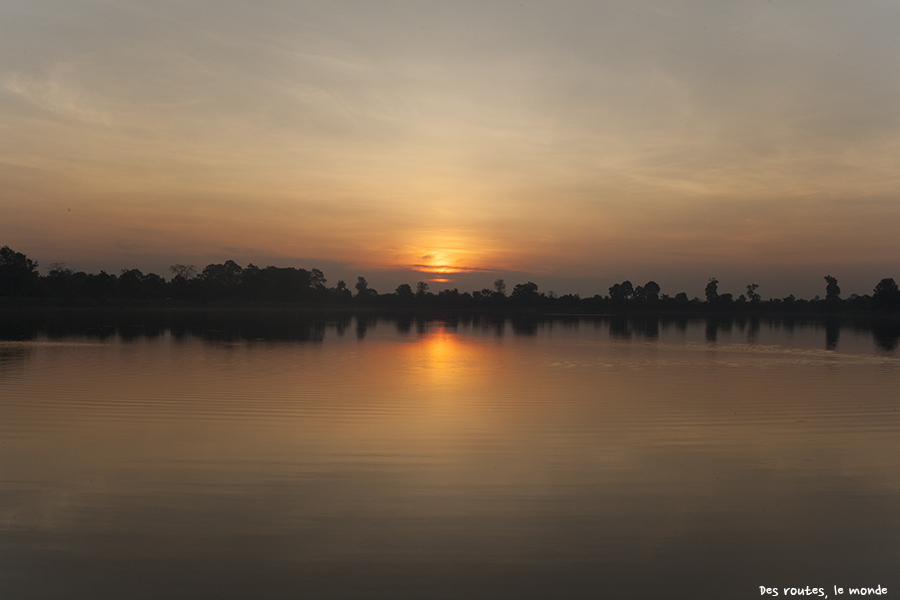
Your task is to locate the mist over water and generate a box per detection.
[1,316,898,599]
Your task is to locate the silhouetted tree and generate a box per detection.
[239,264,265,300]
[355,276,369,297]
[643,281,661,302]
[9,246,898,316]
[746,283,761,304]
[510,281,539,303]
[824,276,841,301]
[169,264,197,280]
[705,278,719,303]
[201,260,243,299]
[310,269,326,289]
[142,272,167,298]
[395,283,414,301]
[332,280,352,302]
[474,286,506,305]
[0,246,39,297]
[872,278,900,311]
[118,269,146,298]
[252,266,316,301]
[45,263,75,299]
[87,271,118,299]
[438,288,463,303]
[48,262,71,276]
[609,281,634,303]
[557,293,581,308]
[354,276,378,300]
[167,264,197,299]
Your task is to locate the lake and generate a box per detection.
[1,313,898,599]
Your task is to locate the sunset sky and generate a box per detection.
[2,0,899,298]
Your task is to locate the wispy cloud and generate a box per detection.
[410,264,497,274]
[3,66,113,125]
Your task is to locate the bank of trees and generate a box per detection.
[1,246,898,313]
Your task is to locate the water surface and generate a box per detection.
[1,316,898,599]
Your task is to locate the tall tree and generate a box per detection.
[169,264,197,280]
[746,283,761,304]
[0,246,39,296]
[872,278,900,311]
[355,276,370,298]
[395,283,414,301]
[824,276,841,301]
[705,278,719,303]
[609,281,634,303]
[510,281,539,303]
[643,281,661,302]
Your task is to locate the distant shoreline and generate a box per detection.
[3,246,899,314]
[1,301,895,320]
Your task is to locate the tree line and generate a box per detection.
[1,245,899,312]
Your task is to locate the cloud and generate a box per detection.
[2,67,113,125]
[410,264,497,274]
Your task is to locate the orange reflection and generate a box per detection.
[399,326,491,393]
[423,328,456,366]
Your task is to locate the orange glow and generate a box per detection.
[394,326,492,392]
[423,329,456,365]
[413,249,464,274]
[400,239,507,276]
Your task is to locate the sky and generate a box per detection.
[2,0,899,299]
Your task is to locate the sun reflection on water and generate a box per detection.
[400,326,492,393]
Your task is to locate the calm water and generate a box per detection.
[1,315,898,599]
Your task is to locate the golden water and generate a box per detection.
[1,317,898,599]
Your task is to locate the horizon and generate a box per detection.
[5,243,891,302]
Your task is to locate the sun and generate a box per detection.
[413,248,464,275]
[398,235,501,280]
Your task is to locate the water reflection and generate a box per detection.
[704,318,720,343]
[826,318,841,350]
[747,317,760,344]
[1,316,898,599]
[1,310,899,352]
[396,315,413,335]
[871,318,900,351]
[355,314,376,340]
[610,316,632,339]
